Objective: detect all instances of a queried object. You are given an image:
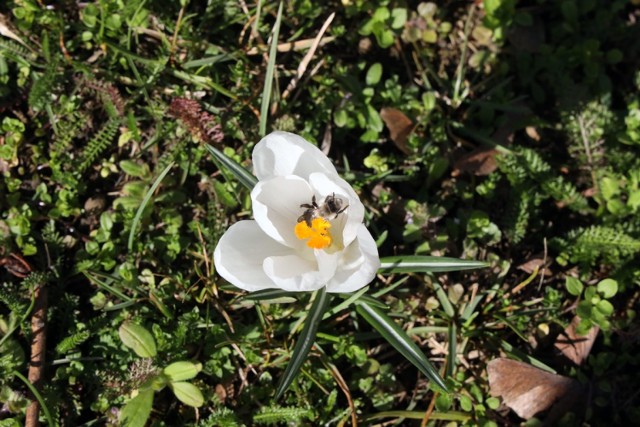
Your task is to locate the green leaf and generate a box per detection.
[596,278,618,298]
[205,144,258,191]
[241,288,297,301]
[119,322,157,358]
[170,381,204,407]
[119,160,149,178]
[163,361,202,382]
[595,299,614,316]
[355,299,447,392]
[366,63,382,86]
[259,1,283,136]
[275,287,332,399]
[379,256,488,273]
[390,8,407,29]
[565,276,584,296]
[120,389,154,427]
[576,301,592,319]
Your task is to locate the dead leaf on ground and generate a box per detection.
[452,148,498,176]
[554,316,599,365]
[517,257,552,276]
[488,358,582,420]
[380,107,415,154]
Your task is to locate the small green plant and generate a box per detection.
[118,322,204,427]
[566,277,618,332]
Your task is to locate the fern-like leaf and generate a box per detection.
[557,225,640,265]
[55,330,91,355]
[502,189,531,244]
[253,405,314,425]
[76,119,119,173]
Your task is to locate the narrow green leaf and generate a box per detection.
[379,255,489,273]
[119,322,157,358]
[446,322,457,378]
[432,281,455,318]
[12,370,56,427]
[164,361,202,382]
[120,389,154,427]
[356,299,447,392]
[259,1,283,136]
[275,287,331,399]
[170,381,204,407]
[127,161,175,252]
[242,288,297,301]
[205,144,258,191]
[364,409,471,422]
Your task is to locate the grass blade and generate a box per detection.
[446,322,457,378]
[275,287,331,399]
[127,161,175,252]
[242,288,297,301]
[205,144,258,190]
[355,298,447,392]
[259,1,283,137]
[13,370,56,427]
[379,256,488,273]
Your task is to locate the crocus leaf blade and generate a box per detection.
[355,298,448,392]
[379,256,488,273]
[205,144,258,190]
[242,288,297,301]
[275,287,332,399]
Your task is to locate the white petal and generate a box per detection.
[213,221,293,292]
[308,172,365,247]
[326,224,380,293]
[263,254,327,292]
[253,131,338,181]
[251,175,314,249]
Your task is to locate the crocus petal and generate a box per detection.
[213,220,292,292]
[263,254,328,292]
[326,224,380,293]
[252,131,338,181]
[252,175,314,249]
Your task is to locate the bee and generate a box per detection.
[298,193,349,227]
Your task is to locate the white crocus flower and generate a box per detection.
[214,131,380,293]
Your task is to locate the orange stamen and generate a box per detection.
[294,217,332,249]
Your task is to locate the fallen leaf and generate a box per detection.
[488,358,581,420]
[517,257,552,276]
[380,107,415,154]
[452,148,498,176]
[554,316,599,365]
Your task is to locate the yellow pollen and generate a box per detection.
[294,217,332,249]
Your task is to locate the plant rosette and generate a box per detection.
[214,131,380,293]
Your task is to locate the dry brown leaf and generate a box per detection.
[488,358,581,419]
[380,107,415,154]
[517,257,552,276]
[554,316,599,365]
[452,148,498,176]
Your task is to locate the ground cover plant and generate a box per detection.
[1,0,640,426]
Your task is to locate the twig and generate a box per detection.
[25,284,48,427]
[279,12,335,103]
